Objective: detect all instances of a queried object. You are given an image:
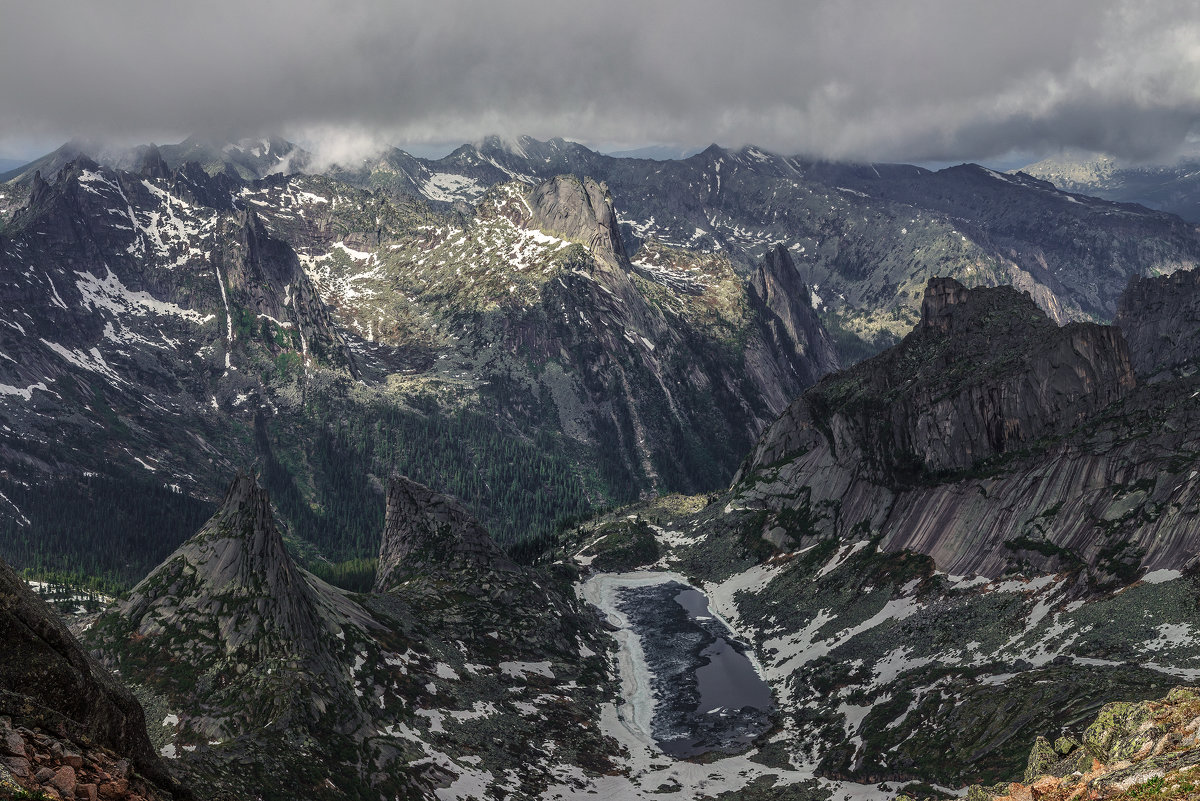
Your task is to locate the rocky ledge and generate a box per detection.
[0,715,174,801]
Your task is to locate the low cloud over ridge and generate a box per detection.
[2,0,1200,164]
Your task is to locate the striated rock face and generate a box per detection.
[0,556,178,795]
[114,472,370,663]
[728,277,1200,582]
[1114,267,1200,380]
[374,475,515,591]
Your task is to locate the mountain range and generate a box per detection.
[0,134,1198,801]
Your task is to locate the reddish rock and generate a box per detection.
[36,765,56,782]
[3,754,31,777]
[48,764,77,797]
[2,729,25,757]
[63,751,83,770]
[77,782,99,801]
[98,779,129,799]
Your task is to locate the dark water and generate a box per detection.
[616,581,774,758]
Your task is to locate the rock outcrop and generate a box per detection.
[374,475,516,591]
[742,277,1135,481]
[729,278,1200,581]
[112,472,370,664]
[749,245,840,387]
[527,175,627,264]
[86,472,386,798]
[0,556,180,798]
[943,687,1200,801]
[1114,267,1200,380]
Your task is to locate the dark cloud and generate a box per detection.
[2,0,1199,164]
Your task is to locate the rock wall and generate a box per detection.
[731,278,1200,582]
[1115,266,1200,380]
[374,475,516,590]
[0,556,177,795]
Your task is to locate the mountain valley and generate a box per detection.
[0,136,1198,801]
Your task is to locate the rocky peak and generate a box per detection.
[134,144,170,180]
[117,472,349,661]
[918,276,973,333]
[374,476,516,591]
[749,245,840,384]
[1114,267,1200,379]
[527,174,627,264]
[742,277,1136,480]
[221,207,357,373]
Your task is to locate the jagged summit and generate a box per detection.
[115,472,368,662]
[749,244,840,385]
[374,475,516,591]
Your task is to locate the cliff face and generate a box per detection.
[374,475,516,590]
[730,277,1200,583]
[742,278,1135,482]
[0,156,842,581]
[528,175,628,264]
[1114,266,1200,380]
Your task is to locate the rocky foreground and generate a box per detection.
[0,557,181,800]
[898,687,1200,801]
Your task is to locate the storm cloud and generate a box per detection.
[3,0,1200,164]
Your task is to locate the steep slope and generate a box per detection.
[375,475,516,589]
[87,473,382,796]
[220,171,838,502]
[0,156,364,582]
[742,277,1135,483]
[88,472,618,800]
[0,555,181,799]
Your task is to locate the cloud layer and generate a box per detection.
[3,0,1200,163]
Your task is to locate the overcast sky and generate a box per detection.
[2,0,1200,166]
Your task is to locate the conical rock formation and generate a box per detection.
[116,472,369,663]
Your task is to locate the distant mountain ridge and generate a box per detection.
[1023,150,1200,222]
